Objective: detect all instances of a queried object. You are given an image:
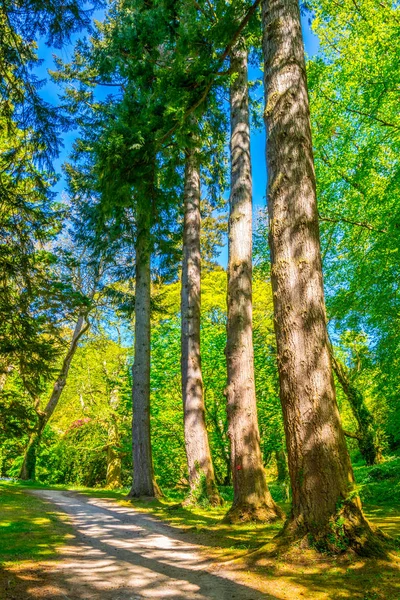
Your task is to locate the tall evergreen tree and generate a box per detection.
[181,144,220,505]
[261,0,379,552]
[225,40,281,522]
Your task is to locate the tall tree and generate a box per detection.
[181,146,220,505]
[262,0,378,552]
[129,188,159,498]
[225,40,282,523]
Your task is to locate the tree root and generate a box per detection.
[274,501,390,558]
[222,500,284,524]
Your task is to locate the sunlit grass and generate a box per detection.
[0,482,72,566]
[1,479,400,599]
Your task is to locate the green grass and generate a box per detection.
[0,481,72,566]
[1,475,400,600]
[353,455,400,505]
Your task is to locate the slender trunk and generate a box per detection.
[181,149,220,506]
[19,315,89,480]
[106,416,122,489]
[262,0,378,553]
[19,426,43,480]
[208,405,231,486]
[331,355,382,465]
[225,41,282,523]
[275,449,288,483]
[129,200,159,498]
[0,364,12,392]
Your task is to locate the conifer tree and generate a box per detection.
[225,39,281,522]
[262,0,379,552]
[181,144,221,506]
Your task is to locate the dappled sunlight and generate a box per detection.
[1,486,400,599]
[22,490,278,599]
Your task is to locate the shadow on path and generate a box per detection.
[9,490,279,600]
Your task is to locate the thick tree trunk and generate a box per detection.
[331,354,382,465]
[262,0,379,554]
[225,41,282,523]
[19,315,89,480]
[181,149,221,506]
[129,201,159,498]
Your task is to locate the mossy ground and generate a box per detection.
[1,464,400,599]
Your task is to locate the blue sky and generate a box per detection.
[36,10,319,266]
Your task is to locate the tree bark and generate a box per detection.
[181,149,221,506]
[262,0,379,553]
[225,41,282,523]
[331,354,382,465]
[129,200,159,498]
[106,416,122,489]
[19,314,89,480]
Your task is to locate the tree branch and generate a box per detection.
[322,92,400,130]
[319,213,387,234]
[343,429,363,441]
[157,0,262,145]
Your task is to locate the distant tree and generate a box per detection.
[19,246,104,480]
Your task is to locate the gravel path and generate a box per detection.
[30,490,275,600]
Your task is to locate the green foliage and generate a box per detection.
[306,0,400,450]
[354,455,400,505]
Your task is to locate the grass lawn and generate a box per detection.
[0,481,73,600]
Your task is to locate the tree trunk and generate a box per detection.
[19,426,43,481]
[331,354,382,465]
[106,416,122,489]
[262,0,379,554]
[181,148,221,506]
[129,200,159,498]
[19,315,89,480]
[225,41,282,523]
[275,449,288,483]
[0,364,12,392]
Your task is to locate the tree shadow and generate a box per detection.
[13,490,278,600]
[244,547,400,600]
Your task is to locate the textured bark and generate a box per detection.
[129,201,159,498]
[262,0,378,553]
[225,41,282,523]
[19,315,89,480]
[181,149,220,506]
[331,354,382,465]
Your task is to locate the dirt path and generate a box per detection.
[29,490,275,600]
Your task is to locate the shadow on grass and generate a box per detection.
[65,489,400,600]
[64,488,285,555]
[3,483,400,600]
[6,489,278,600]
[242,547,400,600]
